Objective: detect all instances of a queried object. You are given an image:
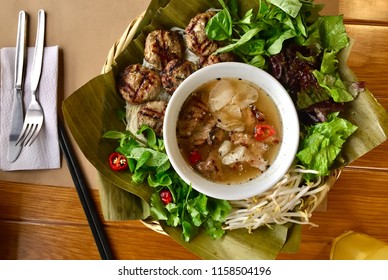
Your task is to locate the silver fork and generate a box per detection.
[16,10,45,147]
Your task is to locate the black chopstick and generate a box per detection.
[58,120,113,260]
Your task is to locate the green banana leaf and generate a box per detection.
[161,222,297,260]
[337,41,388,163]
[62,0,388,259]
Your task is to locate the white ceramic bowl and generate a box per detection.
[163,62,299,200]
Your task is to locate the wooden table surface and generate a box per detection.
[1,0,388,260]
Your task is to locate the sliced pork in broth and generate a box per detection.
[177,78,281,184]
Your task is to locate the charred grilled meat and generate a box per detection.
[177,97,208,138]
[185,11,220,57]
[144,30,185,71]
[199,52,236,67]
[161,59,198,94]
[118,64,162,104]
[137,100,167,137]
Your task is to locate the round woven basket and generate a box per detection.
[101,14,342,234]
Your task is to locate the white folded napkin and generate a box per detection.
[0,46,60,171]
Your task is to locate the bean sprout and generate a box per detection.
[224,164,333,232]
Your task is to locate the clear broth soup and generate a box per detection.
[176,77,282,184]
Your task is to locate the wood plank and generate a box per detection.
[349,140,388,170]
[0,182,96,223]
[0,182,198,260]
[105,221,199,260]
[2,168,388,260]
[279,168,388,259]
[0,221,101,260]
[0,220,198,260]
[345,25,388,98]
[340,0,388,24]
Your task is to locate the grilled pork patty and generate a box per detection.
[144,30,185,71]
[185,11,219,57]
[137,100,168,137]
[118,64,162,104]
[161,59,198,94]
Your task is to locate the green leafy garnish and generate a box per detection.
[206,0,316,64]
[103,125,231,242]
[206,1,359,111]
[296,112,357,180]
[268,0,303,18]
[312,70,355,103]
[205,0,233,40]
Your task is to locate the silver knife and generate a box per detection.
[30,10,45,94]
[7,11,27,162]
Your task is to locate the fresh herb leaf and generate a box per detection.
[103,125,231,242]
[320,49,338,74]
[227,0,239,19]
[295,13,307,36]
[127,158,136,173]
[214,27,262,54]
[258,0,270,15]
[181,221,199,242]
[135,151,151,171]
[116,109,127,125]
[236,38,266,56]
[237,9,254,25]
[208,197,232,222]
[296,85,331,109]
[147,172,173,187]
[319,15,349,51]
[129,147,169,167]
[296,112,357,179]
[150,192,168,220]
[268,0,303,18]
[138,124,158,150]
[102,130,127,140]
[248,54,267,68]
[203,219,226,240]
[206,7,232,40]
[267,29,297,55]
[165,203,181,227]
[156,161,170,173]
[187,194,208,226]
[207,0,314,62]
[132,169,147,184]
[313,70,355,103]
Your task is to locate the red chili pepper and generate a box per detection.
[160,189,173,205]
[189,150,201,165]
[254,124,276,141]
[109,152,128,171]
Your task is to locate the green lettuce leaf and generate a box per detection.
[300,15,349,52]
[311,48,356,103]
[319,15,349,51]
[296,112,357,180]
[320,49,338,74]
[313,70,355,103]
[296,85,330,109]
